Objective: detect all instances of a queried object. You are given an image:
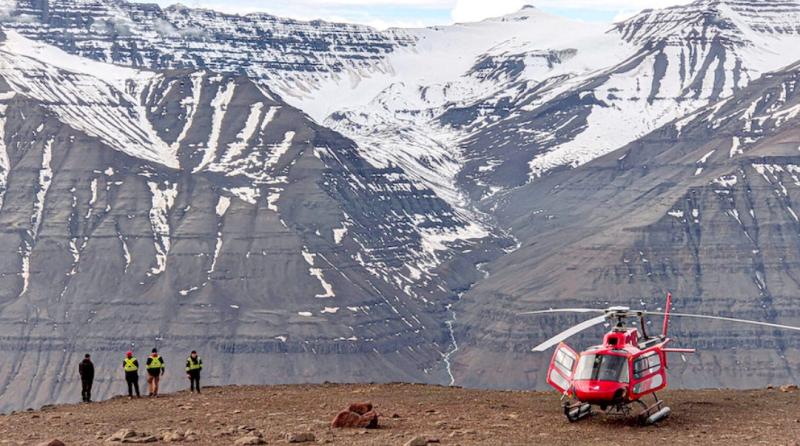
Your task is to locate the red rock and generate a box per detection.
[357,410,379,429]
[348,402,373,415]
[331,410,362,428]
[331,409,380,429]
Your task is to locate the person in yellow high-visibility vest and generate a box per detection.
[123,351,140,399]
[145,348,165,397]
[185,350,203,393]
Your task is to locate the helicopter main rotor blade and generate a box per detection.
[519,308,605,316]
[531,315,609,352]
[647,311,800,332]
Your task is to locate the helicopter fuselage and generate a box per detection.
[547,327,670,406]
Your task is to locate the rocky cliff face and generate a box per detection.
[453,58,800,389]
[0,29,502,411]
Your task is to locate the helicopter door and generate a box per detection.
[546,343,579,395]
[630,350,667,398]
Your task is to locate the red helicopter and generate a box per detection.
[523,293,800,425]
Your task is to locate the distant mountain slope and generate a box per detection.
[8,1,800,214]
[0,29,503,411]
[453,56,800,389]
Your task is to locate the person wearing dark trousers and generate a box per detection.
[185,351,203,393]
[78,353,95,403]
[123,351,140,399]
[146,348,165,397]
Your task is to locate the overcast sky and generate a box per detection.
[137,0,694,29]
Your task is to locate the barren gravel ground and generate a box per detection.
[0,383,798,445]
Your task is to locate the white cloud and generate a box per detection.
[450,0,527,23]
[135,0,694,28]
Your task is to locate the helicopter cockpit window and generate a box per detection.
[555,348,577,372]
[574,354,629,382]
[633,351,662,379]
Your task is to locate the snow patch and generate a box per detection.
[195,80,236,172]
[333,226,348,244]
[667,210,684,218]
[215,195,231,217]
[147,180,178,275]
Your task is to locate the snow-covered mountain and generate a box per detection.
[1,0,800,411]
[0,27,504,411]
[6,0,800,211]
[455,53,800,389]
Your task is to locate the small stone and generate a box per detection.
[286,432,316,443]
[161,431,185,442]
[37,440,65,446]
[131,436,158,444]
[234,435,266,445]
[404,436,428,446]
[108,429,137,441]
[780,384,799,393]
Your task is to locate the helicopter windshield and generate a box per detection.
[574,354,629,383]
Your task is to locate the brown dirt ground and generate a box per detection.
[0,383,798,445]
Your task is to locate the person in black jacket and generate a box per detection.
[185,351,203,393]
[78,354,94,403]
[123,351,141,399]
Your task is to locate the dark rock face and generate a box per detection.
[0,30,503,412]
[6,0,409,75]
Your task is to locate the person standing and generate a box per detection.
[146,348,165,397]
[123,351,140,399]
[185,351,203,393]
[78,353,95,403]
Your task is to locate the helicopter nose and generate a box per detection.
[573,380,627,404]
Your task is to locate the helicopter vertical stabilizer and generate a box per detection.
[662,293,672,337]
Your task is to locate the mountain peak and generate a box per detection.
[617,0,800,45]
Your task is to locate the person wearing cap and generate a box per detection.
[123,351,140,399]
[145,348,165,397]
[78,353,95,403]
[185,350,203,393]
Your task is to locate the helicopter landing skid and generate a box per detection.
[563,401,592,422]
[563,394,671,425]
[634,393,671,425]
